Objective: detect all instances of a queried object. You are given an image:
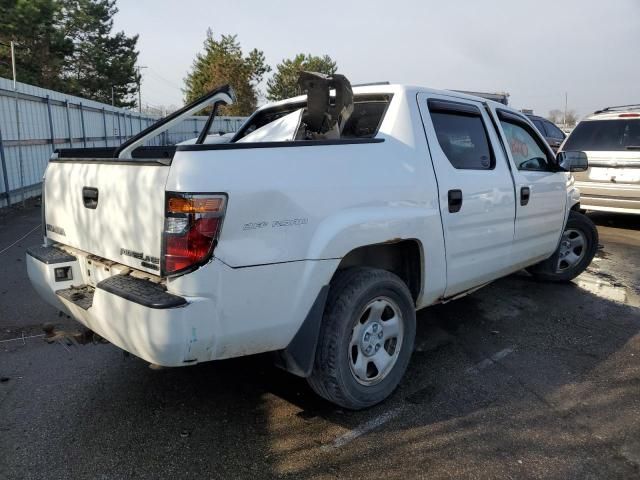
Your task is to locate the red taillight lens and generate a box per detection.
[163,193,227,275]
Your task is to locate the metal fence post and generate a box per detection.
[0,125,11,206]
[102,108,108,147]
[111,110,116,146]
[128,114,133,137]
[116,112,122,143]
[45,95,56,152]
[12,88,25,206]
[65,100,73,148]
[79,102,87,147]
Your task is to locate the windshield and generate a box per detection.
[563,119,640,151]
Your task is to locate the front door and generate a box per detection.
[489,107,568,269]
[418,94,516,297]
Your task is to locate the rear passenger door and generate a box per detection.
[490,108,568,268]
[418,94,516,297]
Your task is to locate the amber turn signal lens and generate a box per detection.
[168,196,224,214]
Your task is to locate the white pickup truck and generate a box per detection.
[27,73,598,409]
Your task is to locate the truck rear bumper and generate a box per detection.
[27,244,340,368]
[26,246,215,367]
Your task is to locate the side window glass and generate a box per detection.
[544,120,565,139]
[429,108,495,170]
[532,119,547,136]
[500,120,553,171]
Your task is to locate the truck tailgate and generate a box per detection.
[44,160,169,274]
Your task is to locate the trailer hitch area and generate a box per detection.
[42,322,107,346]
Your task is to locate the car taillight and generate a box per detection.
[163,193,227,275]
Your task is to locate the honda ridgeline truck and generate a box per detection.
[27,73,598,409]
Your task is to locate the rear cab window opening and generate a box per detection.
[231,93,393,143]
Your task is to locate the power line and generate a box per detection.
[146,67,182,89]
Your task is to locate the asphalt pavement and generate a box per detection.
[1,203,639,479]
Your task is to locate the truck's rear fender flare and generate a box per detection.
[305,205,446,306]
[276,207,445,378]
[279,238,426,378]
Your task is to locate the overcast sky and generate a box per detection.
[113,0,640,119]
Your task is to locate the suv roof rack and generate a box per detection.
[594,104,640,114]
[351,81,390,87]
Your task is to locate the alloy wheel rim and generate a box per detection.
[556,228,587,272]
[348,296,404,386]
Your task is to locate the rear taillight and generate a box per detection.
[163,193,227,275]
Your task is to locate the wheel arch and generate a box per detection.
[277,238,424,378]
[332,239,424,303]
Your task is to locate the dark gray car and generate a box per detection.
[526,114,566,151]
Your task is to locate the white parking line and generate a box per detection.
[324,406,403,449]
[465,347,514,374]
[0,224,40,256]
[325,346,514,450]
[0,333,45,344]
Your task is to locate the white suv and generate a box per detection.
[563,105,640,214]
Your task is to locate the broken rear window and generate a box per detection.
[232,94,392,142]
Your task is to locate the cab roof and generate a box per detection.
[259,84,517,115]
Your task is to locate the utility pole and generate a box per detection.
[111,85,115,106]
[10,41,17,90]
[136,65,147,113]
[564,92,568,128]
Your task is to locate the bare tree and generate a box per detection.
[565,110,578,127]
[547,109,578,127]
[548,109,563,124]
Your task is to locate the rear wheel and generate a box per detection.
[307,267,416,410]
[527,210,598,282]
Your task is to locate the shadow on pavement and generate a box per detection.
[1,206,639,479]
[588,211,640,231]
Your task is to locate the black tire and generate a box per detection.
[307,267,416,410]
[526,210,598,282]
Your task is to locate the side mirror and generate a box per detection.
[557,151,588,172]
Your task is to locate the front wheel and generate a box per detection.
[527,210,598,282]
[307,268,416,410]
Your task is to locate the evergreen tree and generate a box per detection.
[0,0,139,107]
[60,0,139,107]
[183,29,270,116]
[0,0,72,89]
[266,54,337,101]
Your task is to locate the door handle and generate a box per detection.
[520,186,530,206]
[448,189,463,213]
[82,187,99,209]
